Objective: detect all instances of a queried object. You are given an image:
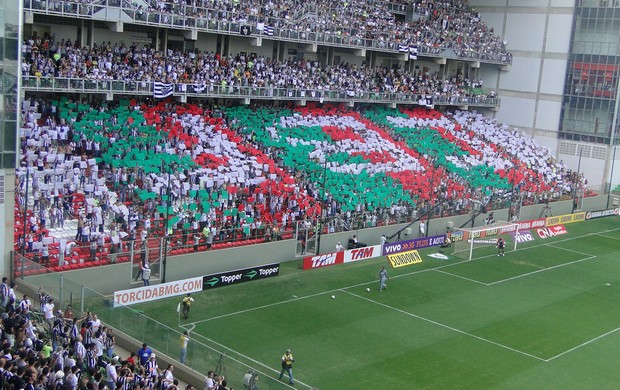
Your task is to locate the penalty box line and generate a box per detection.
[340,289,547,362]
[187,227,620,328]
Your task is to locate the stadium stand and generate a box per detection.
[23,0,512,64]
[15,98,588,273]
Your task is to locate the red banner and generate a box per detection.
[302,252,344,270]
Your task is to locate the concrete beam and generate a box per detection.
[24,11,34,24]
[345,101,354,108]
[176,95,187,103]
[500,64,511,72]
[387,102,396,109]
[106,92,114,101]
[354,48,366,57]
[106,21,123,33]
[297,100,307,107]
[183,29,198,41]
[249,37,263,47]
[241,98,251,105]
[434,57,446,65]
[305,43,318,53]
[470,61,480,69]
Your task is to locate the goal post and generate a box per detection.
[451,221,519,260]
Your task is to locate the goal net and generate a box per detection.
[451,221,519,260]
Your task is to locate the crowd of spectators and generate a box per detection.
[0,276,210,389]
[25,0,511,63]
[14,92,584,269]
[22,36,493,102]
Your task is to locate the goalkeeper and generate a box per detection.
[496,237,506,256]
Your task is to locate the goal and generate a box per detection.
[452,221,519,260]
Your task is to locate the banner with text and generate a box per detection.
[382,234,446,256]
[203,264,280,289]
[586,208,619,220]
[515,218,546,230]
[536,225,567,239]
[344,245,382,263]
[114,277,203,307]
[546,212,585,227]
[302,252,344,270]
[387,250,423,268]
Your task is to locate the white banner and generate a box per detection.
[343,245,382,263]
[113,277,203,307]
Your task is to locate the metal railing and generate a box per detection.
[13,254,293,390]
[21,76,501,107]
[23,0,512,65]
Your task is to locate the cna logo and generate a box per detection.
[536,225,567,239]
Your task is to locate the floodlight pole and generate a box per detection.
[316,157,328,255]
[571,146,583,213]
[22,167,30,257]
[607,145,617,208]
[162,162,173,283]
[425,152,436,237]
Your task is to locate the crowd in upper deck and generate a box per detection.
[24,0,511,63]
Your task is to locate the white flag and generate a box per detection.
[176,302,181,313]
[153,81,174,98]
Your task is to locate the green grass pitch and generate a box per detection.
[132,217,620,389]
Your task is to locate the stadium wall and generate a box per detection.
[21,197,612,295]
[471,0,575,168]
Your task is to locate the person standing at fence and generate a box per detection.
[0,277,8,308]
[179,331,189,364]
[43,297,55,330]
[419,221,426,237]
[141,262,151,286]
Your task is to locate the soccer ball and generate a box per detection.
[366,288,371,292]
[331,295,336,299]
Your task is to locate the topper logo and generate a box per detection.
[310,254,338,268]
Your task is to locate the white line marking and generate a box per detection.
[188,331,312,389]
[340,289,547,362]
[595,233,620,241]
[545,326,620,362]
[487,256,597,286]
[433,269,489,285]
[189,227,620,327]
[544,243,594,257]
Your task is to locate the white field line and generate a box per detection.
[595,233,620,241]
[341,289,547,362]
[486,256,597,286]
[187,227,620,327]
[179,324,311,389]
[433,269,490,285]
[544,326,620,362]
[183,226,620,364]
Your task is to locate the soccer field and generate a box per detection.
[132,217,620,389]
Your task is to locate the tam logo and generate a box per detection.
[350,247,375,261]
[311,254,338,268]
